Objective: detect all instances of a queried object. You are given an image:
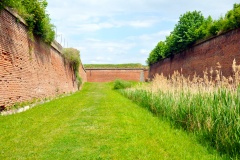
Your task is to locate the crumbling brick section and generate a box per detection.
[0,9,86,108]
[86,69,148,82]
[149,28,240,80]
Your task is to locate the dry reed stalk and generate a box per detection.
[148,59,240,95]
[121,59,240,157]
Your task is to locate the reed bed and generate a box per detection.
[120,60,240,157]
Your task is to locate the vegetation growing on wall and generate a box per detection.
[147,3,240,65]
[62,48,82,89]
[0,0,55,43]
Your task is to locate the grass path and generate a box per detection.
[0,83,224,159]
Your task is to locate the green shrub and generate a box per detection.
[62,48,82,90]
[171,11,205,51]
[147,41,167,65]
[62,48,81,69]
[223,3,240,31]
[207,18,223,36]
[76,73,82,90]
[0,0,55,44]
[113,79,132,90]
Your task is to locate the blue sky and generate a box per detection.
[46,0,239,65]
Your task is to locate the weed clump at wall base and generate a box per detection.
[120,61,240,158]
[113,79,132,90]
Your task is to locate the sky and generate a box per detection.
[46,0,239,65]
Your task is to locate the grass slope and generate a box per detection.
[84,63,147,69]
[0,83,224,159]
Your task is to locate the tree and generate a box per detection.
[196,16,214,39]
[224,3,240,30]
[0,0,17,9]
[147,11,206,65]
[172,11,205,53]
[146,50,158,65]
[147,3,240,66]
[165,33,176,56]
[146,41,167,65]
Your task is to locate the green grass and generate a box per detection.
[120,87,240,158]
[113,79,133,89]
[0,83,226,159]
[84,63,147,69]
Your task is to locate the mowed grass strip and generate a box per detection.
[0,83,223,159]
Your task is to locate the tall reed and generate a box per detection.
[120,60,240,157]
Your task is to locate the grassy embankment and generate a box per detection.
[0,83,225,159]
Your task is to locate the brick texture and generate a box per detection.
[149,28,240,80]
[0,9,86,108]
[79,65,87,85]
[86,69,148,82]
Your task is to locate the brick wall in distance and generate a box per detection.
[79,64,87,85]
[0,8,86,108]
[86,69,148,82]
[149,28,240,80]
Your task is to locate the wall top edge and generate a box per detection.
[4,7,27,25]
[3,7,63,54]
[3,8,94,69]
[149,27,240,67]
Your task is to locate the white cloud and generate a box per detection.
[59,19,160,33]
[74,22,114,32]
[129,20,157,28]
[140,49,149,55]
[48,0,238,19]
[126,30,171,45]
[47,0,240,64]
[75,30,171,64]
[107,47,114,53]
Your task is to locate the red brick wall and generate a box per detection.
[149,28,240,79]
[79,65,87,85]
[0,8,86,108]
[86,69,148,82]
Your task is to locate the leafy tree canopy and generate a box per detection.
[147,3,240,66]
